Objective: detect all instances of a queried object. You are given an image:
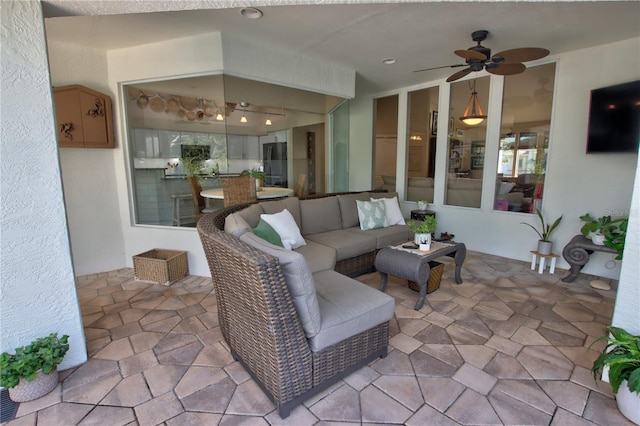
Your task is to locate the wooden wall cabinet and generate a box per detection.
[53,85,115,149]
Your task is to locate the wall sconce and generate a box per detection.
[460,78,487,126]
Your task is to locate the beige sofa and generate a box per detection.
[381,175,523,209]
[198,191,408,417]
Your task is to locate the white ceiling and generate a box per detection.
[43,1,640,93]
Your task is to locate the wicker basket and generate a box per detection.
[408,261,444,294]
[133,249,188,285]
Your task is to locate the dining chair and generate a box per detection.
[222,176,257,207]
[188,177,217,223]
[294,174,307,197]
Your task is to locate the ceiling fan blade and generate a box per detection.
[413,64,466,73]
[455,49,487,61]
[493,47,550,63]
[446,68,472,82]
[487,63,526,76]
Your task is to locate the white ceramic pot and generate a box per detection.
[592,232,605,245]
[415,233,431,248]
[616,380,640,425]
[417,201,428,211]
[537,240,552,255]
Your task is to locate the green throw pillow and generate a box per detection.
[253,219,284,247]
[356,199,389,230]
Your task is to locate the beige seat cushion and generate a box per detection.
[309,270,394,352]
[305,229,376,261]
[294,240,336,273]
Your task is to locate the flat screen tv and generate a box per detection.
[586,80,640,153]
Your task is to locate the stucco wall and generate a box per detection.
[47,41,126,276]
[0,1,86,368]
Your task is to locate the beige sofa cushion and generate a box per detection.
[300,197,343,235]
[310,270,394,352]
[234,203,264,228]
[408,177,433,188]
[337,192,371,228]
[240,232,321,338]
[345,225,410,249]
[305,229,376,261]
[260,197,302,229]
[294,240,336,273]
[224,213,252,238]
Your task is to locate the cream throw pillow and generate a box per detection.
[371,196,406,226]
[260,209,306,250]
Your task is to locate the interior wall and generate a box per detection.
[48,41,126,276]
[349,37,639,280]
[0,0,86,368]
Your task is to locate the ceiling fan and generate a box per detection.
[414,30,550,82]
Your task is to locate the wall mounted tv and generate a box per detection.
[586,80,640,153]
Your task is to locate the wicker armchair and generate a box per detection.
[221,176,257,207]
[197,211,389,418]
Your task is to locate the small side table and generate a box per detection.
[530,251,559,274]
[411,209,436,221]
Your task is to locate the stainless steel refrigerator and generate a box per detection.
[263,142,288,187]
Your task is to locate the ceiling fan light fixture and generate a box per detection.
[460,79,487,126]
[241,7,263,19]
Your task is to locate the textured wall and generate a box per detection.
[0,1,86,367]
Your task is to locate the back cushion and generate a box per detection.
[300,197,343,235]
[337,192,371,229]
[408,177,434,188]
[260,197,302,229]
[235,203,264,228]
[224,213,252,238]
[240,232,321,338]
[382,175,396,185]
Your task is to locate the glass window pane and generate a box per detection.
[374,95,398,193]
[446,76,489,208]
[494,63,555,213]
[406,86,439,203]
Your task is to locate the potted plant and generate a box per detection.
[408,215,437,249]
[0,333,69,402]
[249,168,265,190]
[521,208,562,255]
[579,213,627,259]
[591,326,640,424]
[417,199,429,211]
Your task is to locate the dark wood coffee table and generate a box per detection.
[375,241,466,310]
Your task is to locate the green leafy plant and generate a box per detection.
[248,168,265,181]
[591,326,640,395]
[0,333,69,389]
[180,156,204,177]
[521,208,562,242]
[579,213,627,260]
[408,215,437,234]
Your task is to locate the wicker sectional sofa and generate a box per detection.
[197,191,410,417]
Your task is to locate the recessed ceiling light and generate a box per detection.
[382,58,397,65]
[241,7,263,19]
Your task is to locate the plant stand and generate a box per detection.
[530,251,559,274]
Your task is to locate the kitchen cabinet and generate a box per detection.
[227,135,259,159]
[53,85,114,148]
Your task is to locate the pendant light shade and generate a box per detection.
[215,109,224,121]
[265,117,272,126]
[240,113,248,123]
[460,79,487,126]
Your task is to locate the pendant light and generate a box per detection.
[215,108,224,121]
[240,111,248,123]
[460,78,487,126]
[265,113,272,126]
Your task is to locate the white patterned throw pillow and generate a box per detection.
[260,208,306,250]
[371,196,406,225]
[356,199,389,230]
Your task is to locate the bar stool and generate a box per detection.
[171,193,195,226]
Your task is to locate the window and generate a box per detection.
[446,76,489,208]
[494,63,555,213]
[123,74,346,227]
[406,86,439,202]
[373,95,399,193]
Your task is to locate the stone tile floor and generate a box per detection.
[4,251,634,425]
